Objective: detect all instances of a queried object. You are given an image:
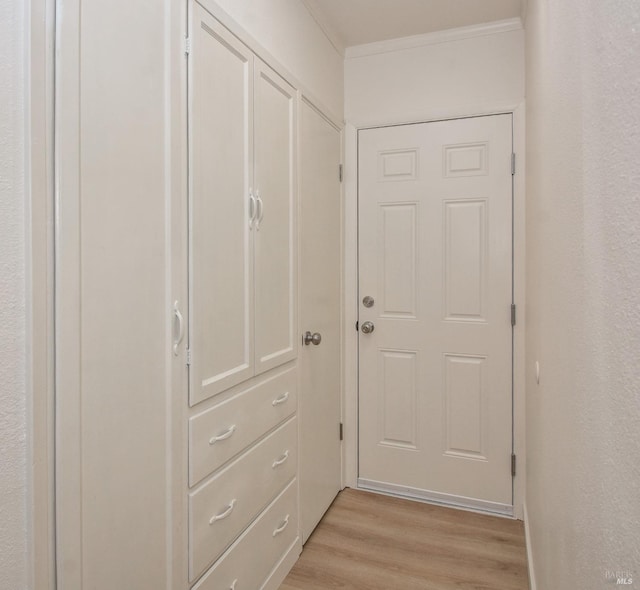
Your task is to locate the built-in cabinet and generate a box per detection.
[187,2,300,587]
[55,0,340,587]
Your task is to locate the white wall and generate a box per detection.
[525,1,640,588]
[212,0,344,119]
[345,26,524,126]
[0,0,28,588]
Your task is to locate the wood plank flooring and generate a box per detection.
[280,488,528,590]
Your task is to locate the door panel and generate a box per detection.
[254,60,297,374]
[358,115,513,510]
[299,101,342,542]
[190,5,254,405]
[55,0,178,587]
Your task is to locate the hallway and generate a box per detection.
[3,1,639,589]
[280,489,528,590]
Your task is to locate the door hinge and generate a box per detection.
[511,304,516,327]
[184,36,191,56]
[511,453,517,477]
[186,348,192,366]
[355,320,359,331]
[339,423,344,441]
[339,164,344,183]
[511,153,516,176]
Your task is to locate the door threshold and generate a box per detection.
[357,478,514,518]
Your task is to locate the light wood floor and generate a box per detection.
[280,488,528,590]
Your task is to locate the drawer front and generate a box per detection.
[193,479,298,590]
[190,417,297,581]
[190,368,297,486]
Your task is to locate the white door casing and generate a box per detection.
[358,114,513,513]
[299,99,343,542]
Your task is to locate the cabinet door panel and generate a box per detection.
[190,4,254,405]
[55,0,182,587]
[254,60,297,374]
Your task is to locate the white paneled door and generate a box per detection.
[299,100,343,542]
[253,59,298,375]
[55,0,184,587]
[190,8,255,405]
[358,115,514,513]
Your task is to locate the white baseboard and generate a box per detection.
[523,501,537,590]
[357,478,514,517]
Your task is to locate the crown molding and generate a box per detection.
[345,17,523,59]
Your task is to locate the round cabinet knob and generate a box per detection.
[360,321,375,334]
[303,331,322,345]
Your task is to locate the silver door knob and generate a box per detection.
[303,331,322,346]
[360,321,375,334]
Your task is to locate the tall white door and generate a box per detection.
[358,115,513,513]
[299,100,342,541]
[55,0,184,587]
[253,59,297,375]
[189,6,254,405]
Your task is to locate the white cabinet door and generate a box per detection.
[358,115,513,512]
[254,60,297,375]
[299,101,342,542]
[190,4,255,405]
[55,0,184,588]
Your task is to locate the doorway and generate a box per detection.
[357,114,514,515]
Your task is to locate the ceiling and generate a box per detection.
[302,0,523,51]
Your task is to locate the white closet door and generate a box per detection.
[253,59,297,374]
[190,3,255,405]
[299,100,343,542]
[55,0,181,588]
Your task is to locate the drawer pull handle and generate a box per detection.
[272,451,290,468]
[209,425,236,445]
[229,579,238,590]
[272,392,290,407]
[272,514,290,537]
[209,499,237,524]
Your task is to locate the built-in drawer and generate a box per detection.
[193,478,298,590]
[189,417,297,581]
[189,368,297,486]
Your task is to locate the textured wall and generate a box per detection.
[0,0,28,588]
[525,1,640,588]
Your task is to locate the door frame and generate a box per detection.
[342,103,526,519]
